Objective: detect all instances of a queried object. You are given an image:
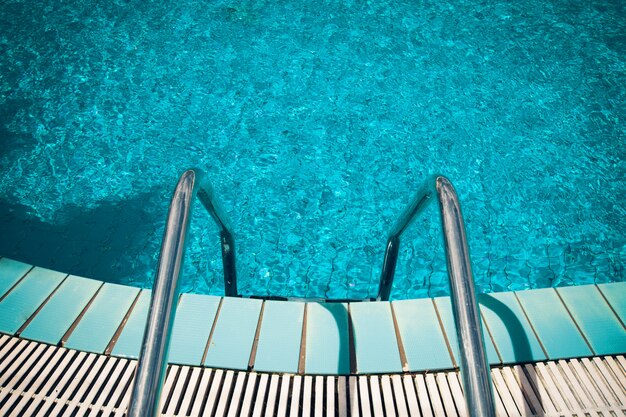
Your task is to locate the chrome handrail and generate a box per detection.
[377,175,496,417]
[127,169,237,417]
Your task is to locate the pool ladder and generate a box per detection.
[126,169,496,417]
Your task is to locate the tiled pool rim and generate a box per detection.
[0,256,624,376]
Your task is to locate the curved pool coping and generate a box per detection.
[0,256,624,376]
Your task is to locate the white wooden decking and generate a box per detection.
[0,334,624,417]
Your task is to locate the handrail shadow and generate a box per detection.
[479,293,545,416]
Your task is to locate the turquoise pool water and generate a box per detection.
[0,0,624,300]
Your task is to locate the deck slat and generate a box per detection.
[110,290,151,358]
[557,285,626,355]
[251,373,269,417]
[391,375,409,417]
[402,375,421,417]
[0,258,32,298]
[264,374,280,417]
[424,373,446,417]
[305,302,350,375]
[276,375,291,417]
[240,372,258,417]
[180,368,202,414]
[392,298,454,371]
[20,275,101,345]
[433,297,500,365]
[435,373,459,417]
[289,375,302,417]
[64,283,139,353]
[358,376,372,417]
[169,293,221,366]
[204,297,262,370]
[350,302,402,374]
[349,376,360,417]
[515,288,592,359]
[0,267,66,334]
[302,375,313,417]
[414,374,434,417]
[326,376,335,417]
[254,300,305,373]
[478,292,547,364]
[226,371,247,417]
[215,370,235,417]
[380,375,397,416]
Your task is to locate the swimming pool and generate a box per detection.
[0,0,624,300]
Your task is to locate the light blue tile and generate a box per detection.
[597,282,626,324]
[65,283,139,353]
[169,294,221,365]
[305,303,350,375]
[253,300,304,373]
[557,285,626,356]
[434,297,500,365]
[392,298,454,371]
[204,297,262,370]
[21,275,102,344]
[478,292,546,364]
[111,290,151,359]
[350,302,402,374]
[0,258,32,298]
[515,288,592,359]
[0,267,66,335]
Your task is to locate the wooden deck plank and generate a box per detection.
[204,297,262,370]
[515,288,592,359]
[0,267,66,334]
[110,290,151,359]
[433,297,500,365]
[64,283,139,353]
[305,302,350,375]
[254,300,305,373]
[0,258,31,298]
[169,293,221,366]
[20,275,101,345]
[350,302,402,374]
[392,298,454,371]
[478,291,547,364]
[557,285,626,355]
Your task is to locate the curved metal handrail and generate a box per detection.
[377,175,496,417]
[127,169,237,417]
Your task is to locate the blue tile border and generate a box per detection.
[1,257,624,375]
